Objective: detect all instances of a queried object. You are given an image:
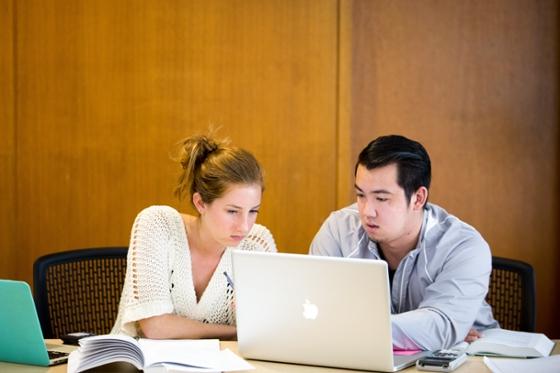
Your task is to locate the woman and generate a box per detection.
[111,134,276,339]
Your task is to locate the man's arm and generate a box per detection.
[391,237,492,350]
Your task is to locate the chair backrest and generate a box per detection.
[486,256,536,332]
[33,247,128,338]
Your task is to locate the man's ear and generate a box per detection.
[412,187,428,210]
[192,192,206,214]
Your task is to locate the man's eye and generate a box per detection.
[227,210,238,214]
[376,197,388,202]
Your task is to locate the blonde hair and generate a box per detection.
[173,134,264,204]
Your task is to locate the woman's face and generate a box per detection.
[195,183,262,248]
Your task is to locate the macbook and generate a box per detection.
[232,251,429,372]
[0,279,70,366]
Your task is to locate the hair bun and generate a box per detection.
[198,136,219,158]
[177,134,226,171]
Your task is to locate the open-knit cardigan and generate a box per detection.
[111,205,276,336]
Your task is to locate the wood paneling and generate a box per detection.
[13,0,338,283]
[345,0,559,336]
[336,0,353,207]
[0,0,16,279]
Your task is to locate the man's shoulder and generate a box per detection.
[327,203,360,222]
[423,203,491,275]
[310,203,365,256]
[425,203,489,249]
[323,203,363,235]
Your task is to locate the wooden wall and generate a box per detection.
[1,0,558,337]
[0,0,16,280]
[6,0,338,281]
[341,0,559,336]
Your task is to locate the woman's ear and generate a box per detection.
[192,192,206,214]
[412,187,428,210]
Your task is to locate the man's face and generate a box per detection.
[355,163,417,246]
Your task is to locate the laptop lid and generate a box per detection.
[232,251,426,372]
[0,279,68,366]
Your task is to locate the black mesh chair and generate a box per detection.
[33,247,128,338]
[486,256,536,332]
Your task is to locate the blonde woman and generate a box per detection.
[112,134,276,339]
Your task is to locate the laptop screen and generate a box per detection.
[0,279,69,366]
[232,251,405,372]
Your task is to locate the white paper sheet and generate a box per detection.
[483,355,560,373]
[158,349,254,372]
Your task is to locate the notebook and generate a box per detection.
[0,279,70,366]
[232,251,429,372]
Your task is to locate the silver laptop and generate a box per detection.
[232,251,429,372]
[0,279,70,366]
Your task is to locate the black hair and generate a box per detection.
[355,135,431,205]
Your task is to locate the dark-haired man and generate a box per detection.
[310,135,498,350]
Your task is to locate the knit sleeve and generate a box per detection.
[114,206,178,335]
[241,224,277,252]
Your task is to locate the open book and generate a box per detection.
[67,335,254,373]
[466,328,555,358]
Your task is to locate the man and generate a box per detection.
[310,135,498,350]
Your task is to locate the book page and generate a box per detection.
[160,349,254,372]
[139,339,220,368]
[479,329,541,347]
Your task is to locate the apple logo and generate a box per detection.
[302,299,319,320]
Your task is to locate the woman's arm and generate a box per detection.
[139,313,236,340]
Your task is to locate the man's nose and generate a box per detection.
[363,200,377,218]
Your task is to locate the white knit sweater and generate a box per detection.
[111,205,277,336]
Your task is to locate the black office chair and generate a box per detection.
[33,247,128,338]
[486,256,536,332]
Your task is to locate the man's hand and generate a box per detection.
[464,328,481,342]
